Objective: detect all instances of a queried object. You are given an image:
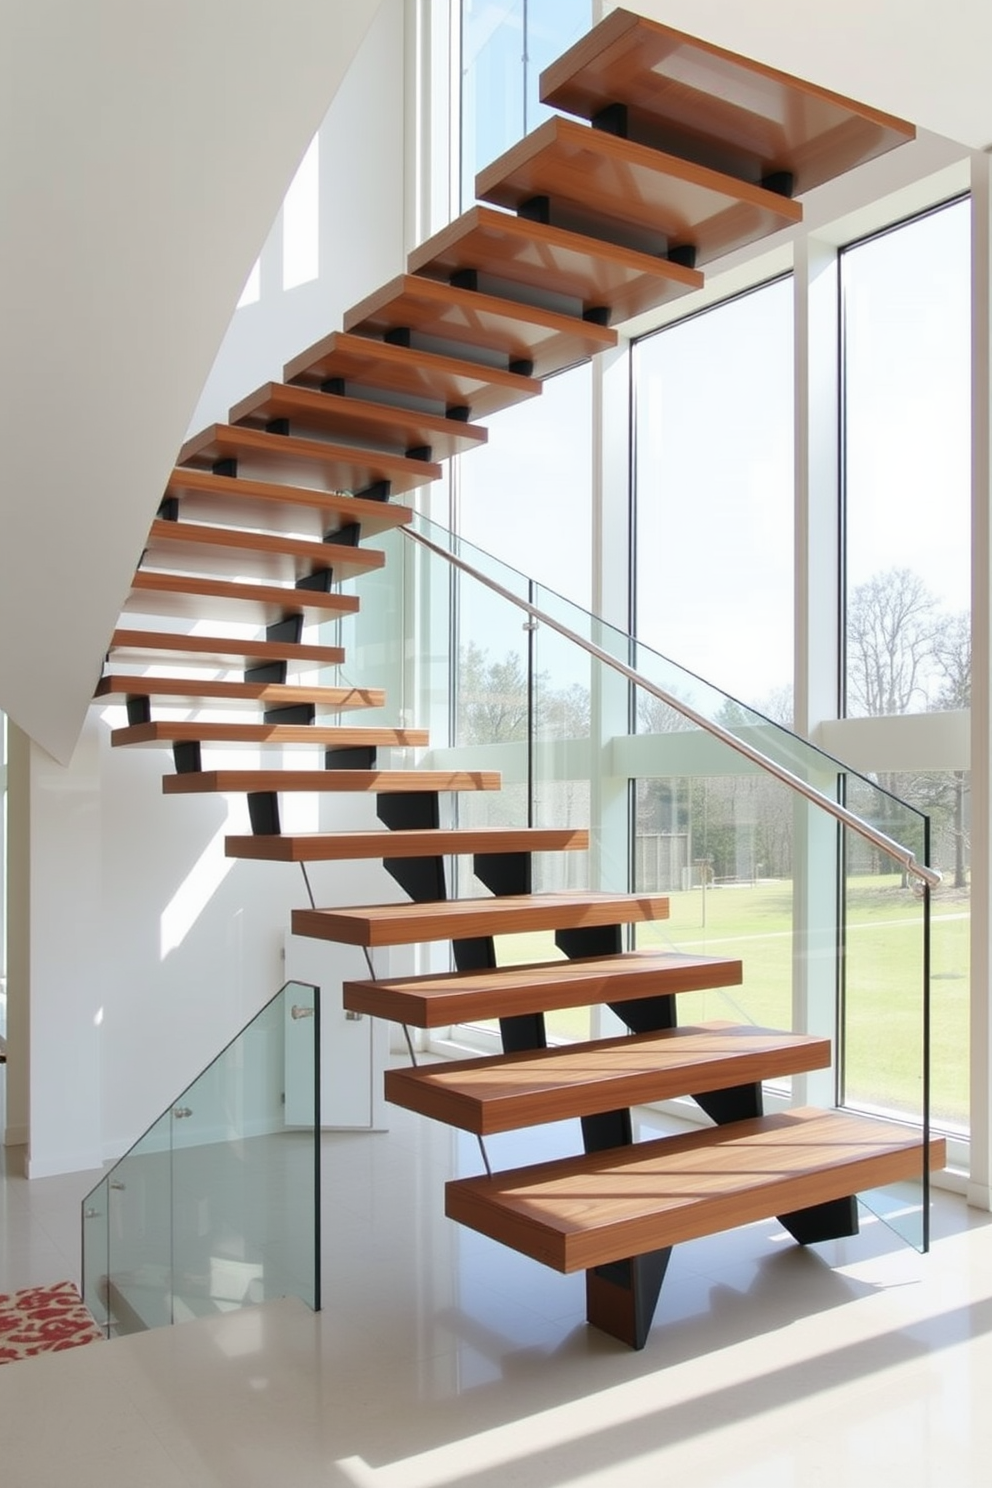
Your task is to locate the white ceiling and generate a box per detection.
[616,0,992,150]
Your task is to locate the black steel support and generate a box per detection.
[126,696,151,726]
[383,855,446,903]
[452,936,497,972]
[320,376,346,396]
[296,569,334,593]
[509,358,535,378]
[357,480,391,502]
[555,923,622,960]
[608,994,677,1034]
[405,444,434,463]
[376,792,439,831]
[384,326,412,347]
[267,616,303,645]
[778,1195,859,1245]
[245,661,287,685]
[212,457,238,477]
[591,102,629,138]
[172,741,202,774]
[473,852,532,898]
[666,244,697,269]
[581,1107,632,1151]
[326,746,376,770]
[693,1082,763,1125]
[157,496,180,521]
[586,1249,671,1351]
[761,170,796,199]
[248,791,281,836]
[265,417,291,436]
[324,521,361,547]
[499,1012,547,1052]
[446,404,471,422]
[450,268,479,292]
[517,194,551,224]
[583,306,611,326]
[263,703,315,725]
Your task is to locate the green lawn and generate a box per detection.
[488,875,969,1128]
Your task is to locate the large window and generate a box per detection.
[842,198,971,719]
[634,278,795,713]
[460,0,592,206]
[841,199,972,1133]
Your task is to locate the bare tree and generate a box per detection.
[846,567,942,716]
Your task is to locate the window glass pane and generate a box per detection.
[460,0,591,207]
[843,199,971,717]
[634,279,795,715]
[457,363,593,610]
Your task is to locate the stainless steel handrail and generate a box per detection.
[405,526,941,889]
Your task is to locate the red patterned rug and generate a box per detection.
[0,1281,105,1364]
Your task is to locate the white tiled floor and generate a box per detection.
[1,1098,991,1487]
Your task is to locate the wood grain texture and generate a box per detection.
[343,949,742,1026]
[96,677,382,710]
[445,1108,946,1272]
[294,891,669,948]
[477,116,801,268]
[541,8,915,196]
[226,826,589,861]
[343,274,616,380]
[113,723,428,749]
[229,382,488,462]
[140,520,384,584]
[163,467,414,539]
[164,769,501,796]
[408,205,702,325]
[284,330,542,421]
[387,1024,831,1134]
[179,423,441,497]
[107,630,346,671]
[125,571,359,624]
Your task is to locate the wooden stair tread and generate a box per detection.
[107,629,345,671]
[112,723,428,749]
[284,330,542,421]
[225,826,590,861]
[179,424,441,497]
[342,274,616,381]
[96,677,383,710]
[343,950,741,1026]
[229,382,488,462]
[164,468,413,539]
[445,1107,946,1273]
[294,891,669,948]
[408,205,702,325]
[387,1024,832,1135]
[141,520,384,584]
[164,769,501,795]
[125,572,359,624]
[476,116,801,268]
[541,8,916,197]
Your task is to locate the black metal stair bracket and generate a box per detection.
[587,1248,671,1352]
[296,569,334,593]
[376,787,448,909]
[246,661,287,685]
[326,746,377,770]
[126,696,151,726]
[263,703,315,725]
[325,522,361,548]
[248,791,281,836]
[173,741,202,774]
[212,457,237,477]
[473,852,532,898]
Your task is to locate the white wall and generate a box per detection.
[5,0,423,1175]
[0,0,381,764]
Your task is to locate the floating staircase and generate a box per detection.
[95,9,943,1349]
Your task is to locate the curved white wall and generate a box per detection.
[0,0,382,763]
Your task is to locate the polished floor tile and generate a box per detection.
[0,1096,990,1487]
